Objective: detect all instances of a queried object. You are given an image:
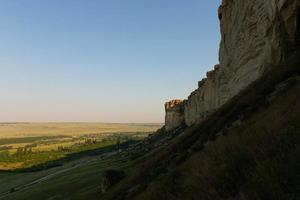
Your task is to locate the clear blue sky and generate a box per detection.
[0,0,221,123]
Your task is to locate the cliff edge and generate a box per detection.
[102,0,300,199]
[165,0,300,130]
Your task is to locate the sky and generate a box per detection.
[0,0,221,123]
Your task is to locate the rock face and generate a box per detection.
[185,65,220,126]
[165,100,185,131]
[165,0,300,130]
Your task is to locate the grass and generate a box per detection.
[1,57,299,199]
[101,54,300,200]
[0,141,117,171]
[139,82,300,200]
[1,155,130,200]
[0,77,298,200]
[0,136,71,146]
[0,121,158,199]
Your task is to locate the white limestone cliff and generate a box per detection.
[165,0,300,130]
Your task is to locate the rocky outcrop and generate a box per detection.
[165,0,300,129]
[101,170,125,193]
[165,100,185,131]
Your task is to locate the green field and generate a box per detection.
[0,123,161,170]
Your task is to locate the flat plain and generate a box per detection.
[0,123,161,170]
[0,122,161,199]
[0,123,161,138]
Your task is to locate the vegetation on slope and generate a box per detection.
[102,53,300,200]
[2,156,130,200]
[135,77,300,200]
[1,58,299,200]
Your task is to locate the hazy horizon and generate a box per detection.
[0,0,221,123]
[0,121,163,124]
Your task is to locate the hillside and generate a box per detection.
[101,0,300,199]
[4,65,299,200]
[1,0,299,199]
[103,60,300,200]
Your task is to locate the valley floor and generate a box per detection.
[0,151,124,200]
[1,69,299,200]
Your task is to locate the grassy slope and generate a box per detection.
[2,68,299,200]
[2,155,129,200]
[3,77,299,200]
[2,60,299,199]
[0,123,161,199]
[102,55,300,200]
[135,78,300,200]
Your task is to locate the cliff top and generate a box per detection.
[165,99,185,110]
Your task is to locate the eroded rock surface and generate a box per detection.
[165,100,185,131]
[165,0,300,129]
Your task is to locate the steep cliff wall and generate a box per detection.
[166,0,300,129]
[165,100,185,131]
[217,0,300,102]
[185,65,220,126]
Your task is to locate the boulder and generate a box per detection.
[101,169,125,193]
